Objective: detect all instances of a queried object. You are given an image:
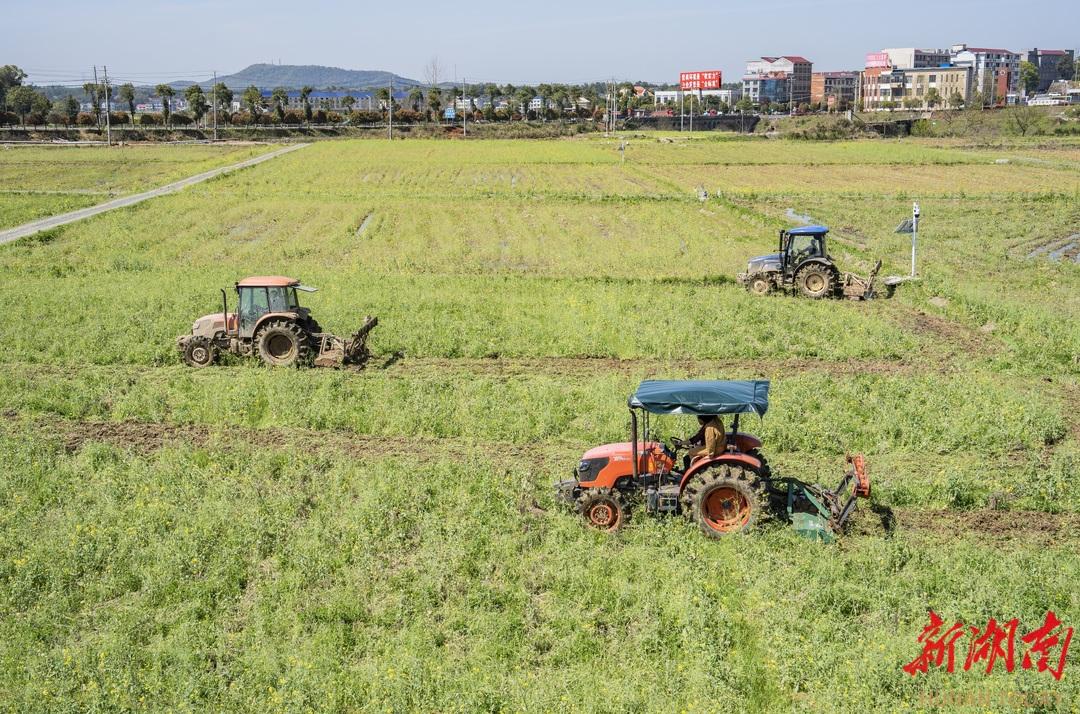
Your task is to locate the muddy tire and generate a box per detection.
[797,264,836,299]
[746,449,771,479]
[747,275,773,296]
[576,488,630,533]
[255,320,311,368]
[680,464,766,538]
[182,337,217,367]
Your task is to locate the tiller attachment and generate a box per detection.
[313,316,379,368]
[841,260,883,300]
[786,454,870,542]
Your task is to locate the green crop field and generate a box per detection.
[0,134,1077,713]
[0,143,278,230]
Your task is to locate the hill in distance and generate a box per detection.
[201,64,421,90]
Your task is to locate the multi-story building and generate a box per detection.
[902,67,971,108]
[1024,48,1075,92]
[742,56,812,106]
[653,88,741,106]
[879,48,950,69]
[860,61,970,110]
[810,71,858,107]
[950,44,1020,105]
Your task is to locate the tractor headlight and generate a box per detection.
[576,458,609,483]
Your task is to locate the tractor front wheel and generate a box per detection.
[576,488,630,533]
[797,264,836,299]
[255,321,311,368]
[182,337,217,367]
[747,275,773,296]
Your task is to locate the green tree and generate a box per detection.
[407,87,424,112]
[62,95,79,125]
[515,87,534,119]
[7,85,40,125]
[1019,61,1039,95]
[484,83,500,113]
[0,64,27,109]
[155,84,175,125]
[211,83,232,123]
[241,85,263,122]
[427,87,442,116]
[83,82,103,123]
[300,86,313,121]
[375,87,390,113]
[342,94,356,114]
[735,97,753,112]
[1056,54,1075,80]
[117,83,136,125]
[271,87,288,121]
[925,89,942,109]
[1006,105,1044,136]
[185,85,209,126]
[949,91,964,109]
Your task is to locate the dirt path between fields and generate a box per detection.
[10,413,1077,541]
[0,354,935,381]
[0,143,308,245]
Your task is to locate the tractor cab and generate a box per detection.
[781,225,831,271]
[233,276,318,338]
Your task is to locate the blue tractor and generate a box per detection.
[737,225,882,300]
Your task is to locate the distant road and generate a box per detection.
[0,143,309,246]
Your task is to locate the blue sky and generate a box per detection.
[9,0,1079,86]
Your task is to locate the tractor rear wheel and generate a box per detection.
[576,488,630,533]
[681,464,766,538]
[797,264,836,299]
[255,320,311,368]
[182,337,217,367]
[748,275,773,296]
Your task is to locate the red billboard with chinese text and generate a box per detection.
[679,71,722,90]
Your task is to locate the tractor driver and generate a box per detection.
[675,414,727,468]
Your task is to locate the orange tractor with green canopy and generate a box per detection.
[555,380,870,541]
[176,276,377,368]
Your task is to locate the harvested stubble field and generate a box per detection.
[0,134,1078,713]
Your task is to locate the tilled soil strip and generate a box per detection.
[8,413,1077,542]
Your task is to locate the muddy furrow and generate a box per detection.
[0,354,934,380]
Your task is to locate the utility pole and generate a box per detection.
[92,66,100,130]
[911,201,920,277]
[102,65,111,146]
[462,77,466,137]
[212,71,218,142]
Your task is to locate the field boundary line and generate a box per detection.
[0,143,309,245]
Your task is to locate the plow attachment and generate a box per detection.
[313,316,379,368]
[776,454,871,542]
[840,260,882,300]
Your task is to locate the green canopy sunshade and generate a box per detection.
[627,380,770,417]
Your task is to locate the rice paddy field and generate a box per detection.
[0,133,1078,712]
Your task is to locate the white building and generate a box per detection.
[879,48,950,69]
[950,44,1021,105]
[654,88,741,106]
[742,56,812,105]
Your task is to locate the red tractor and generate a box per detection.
[176,276,377,369]
[555,380,870,541]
